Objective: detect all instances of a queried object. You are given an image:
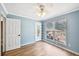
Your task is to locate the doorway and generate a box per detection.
[35,22,42,41]
[0,15,6,56]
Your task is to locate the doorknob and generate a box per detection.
[18,34,21,36]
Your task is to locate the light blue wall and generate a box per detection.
[21,19,36,45]
[7,14,36,46]
[67,11,79,52]
[42,10,79,53]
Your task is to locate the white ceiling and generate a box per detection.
[4,3,79,20]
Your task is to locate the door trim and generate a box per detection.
[0,15,6,56]
[1,21,3,56]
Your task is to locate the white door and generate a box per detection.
[6,18,21,51]
[35,22,41,41]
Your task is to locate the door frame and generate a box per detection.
[35,22,42,41]
[0,15,6,56]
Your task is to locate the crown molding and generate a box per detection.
[0,3,8,15]
[41,7,79,21]
[7,12,37,21]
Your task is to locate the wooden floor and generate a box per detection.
[4,41,77,56]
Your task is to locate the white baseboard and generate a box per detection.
[21,40,41,47]
[63,47,79,55]
[21,41,36,47]
[43,39,79,56]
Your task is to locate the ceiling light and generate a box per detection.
[37,4,46,17]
